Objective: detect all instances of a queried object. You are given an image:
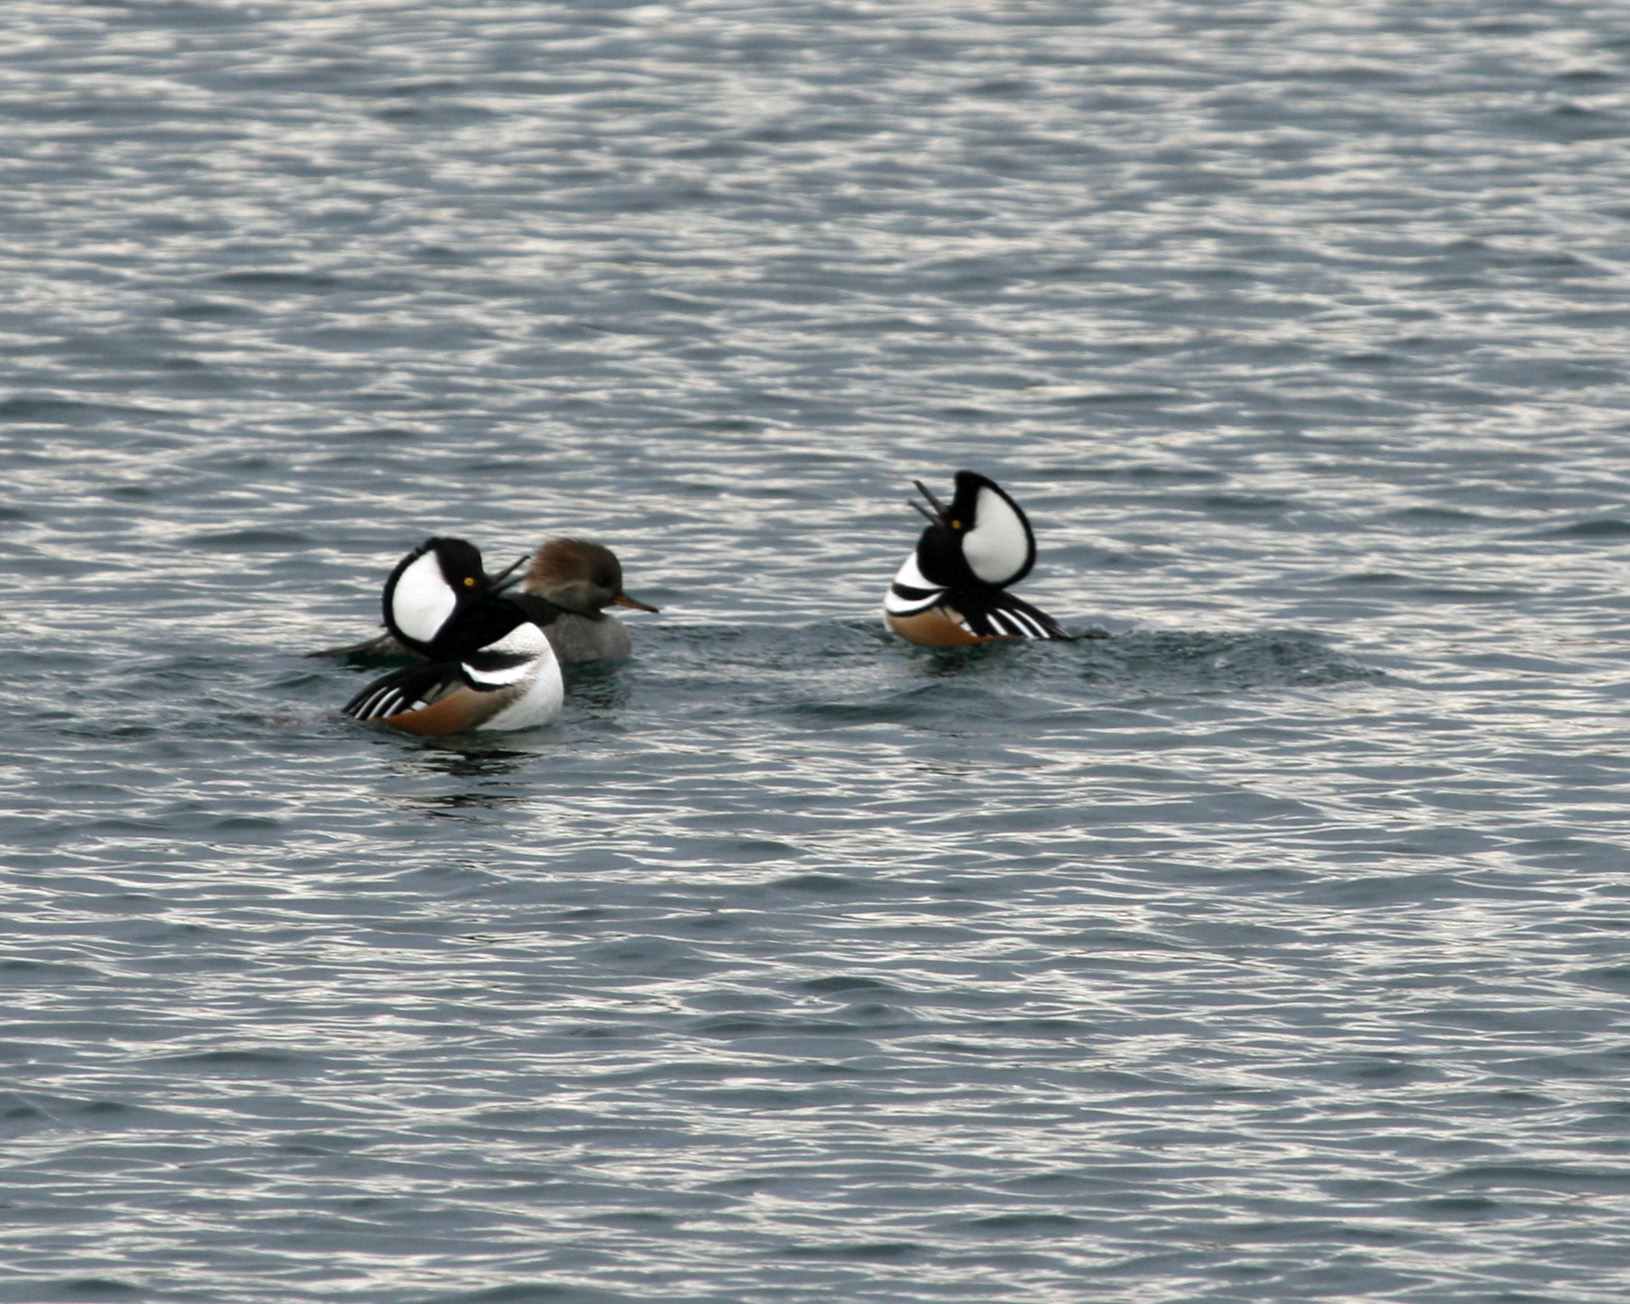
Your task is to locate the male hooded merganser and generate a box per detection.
[343,536,563,735]
[883,471,1071,646]
[313,537,658,664]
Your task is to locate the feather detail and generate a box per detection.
[344,661,461,721]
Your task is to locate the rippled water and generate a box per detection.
[6,2,1630,1300]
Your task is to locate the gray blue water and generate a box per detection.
[6,1,1630,1300]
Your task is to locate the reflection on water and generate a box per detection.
[379,738,540,815]
[562,661,635,714]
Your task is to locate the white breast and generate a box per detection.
[464,623,548,688]
[474,624,564,731]
[883,551,943,616]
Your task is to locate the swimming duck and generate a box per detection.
[343,536,563,735]
[506,538,658,663]
[314,537,657,664]
[883,470,1070,646]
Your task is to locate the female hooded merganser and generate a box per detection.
[883,471,1071,646]
[343,536,563,735]
[506,538,658,663]
[313,537,658,664]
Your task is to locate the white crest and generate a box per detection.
[390,548,457,645]
[962,485,1033,585]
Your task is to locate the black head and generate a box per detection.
[908,471,1038,590]
[381,536,526,659]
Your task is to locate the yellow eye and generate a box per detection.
[464,576,476,587]
[951,520,962,530]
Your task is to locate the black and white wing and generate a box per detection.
[343,660,461,721]
[959,588,1071,641]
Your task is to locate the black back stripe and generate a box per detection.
[465,649,533,675]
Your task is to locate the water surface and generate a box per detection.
[5,2,1630,1301]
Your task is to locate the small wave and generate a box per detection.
[425,1286,604,1304]
[159,1048,316,1071]
[1079,629,1378,696]
[28,1279,141,1299]
[782,1241,922,1262]
[1385,505,1491,526]
[212,270,344,292]
[646,623,1375,725]
[1536,518,1630,540]
[800,975,897,994]
[772,872,861,895]
[963,1212,1087,1234]
[0,395,144,423]
[184,528,315,550]
[1445,1163,1630,1194]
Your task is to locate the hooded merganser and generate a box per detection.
[506,538,658,663]
[343,536,563,735]
[313,537,658,664]
[883,471,1071,646]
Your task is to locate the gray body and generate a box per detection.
[544,610,633,663]
[513,598,634,663]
